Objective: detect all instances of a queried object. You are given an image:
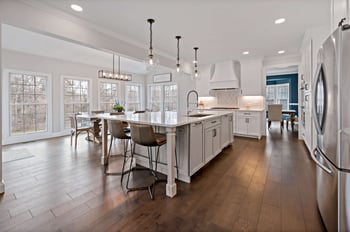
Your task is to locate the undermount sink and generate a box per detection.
[187,113,213,117]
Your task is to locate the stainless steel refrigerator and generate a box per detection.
[312,25,350,231]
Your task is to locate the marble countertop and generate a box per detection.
[97,110,233,127]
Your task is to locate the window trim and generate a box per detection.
[125,82,143,112]
[266,83,290,110]
[2,69,52,144]
[147,82,178,112]
[61,75,92,131]
[97,79,120,112]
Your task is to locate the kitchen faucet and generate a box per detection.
[186,90,199,115]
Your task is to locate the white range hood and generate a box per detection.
[209,60,240,90]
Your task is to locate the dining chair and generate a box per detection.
[70,113,94,149]
[267,104,283,130]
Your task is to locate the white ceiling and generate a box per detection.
[31,0,330,65]
[2,24,150,74]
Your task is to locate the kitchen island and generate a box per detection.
[98,110,234,198]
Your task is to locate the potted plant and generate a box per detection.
[113,104,124,112]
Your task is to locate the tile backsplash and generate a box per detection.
[198,90,264,109]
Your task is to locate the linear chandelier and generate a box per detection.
[98,54,132,81]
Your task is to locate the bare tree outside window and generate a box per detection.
[148,84,178,112]
[9,72,48,135]
[99,82,118,112]
[125,84,141,112]
[64,78,90,128]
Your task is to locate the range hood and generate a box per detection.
[209,60,240,89]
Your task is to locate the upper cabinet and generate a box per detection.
[332,0,350,31]
[195,64,211,96]
[240,59,263,96]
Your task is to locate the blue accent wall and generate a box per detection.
[267,73,298,116]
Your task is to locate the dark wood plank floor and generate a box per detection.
[0,128,325,231]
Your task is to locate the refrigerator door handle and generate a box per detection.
[312,148,333,175]
[312,63,327,134]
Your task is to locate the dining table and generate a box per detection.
[282,109,297,130]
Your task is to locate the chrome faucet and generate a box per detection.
[187,90,199,115]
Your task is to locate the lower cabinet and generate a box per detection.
[189,122,204,176]
[204,118,221,163]
[220,114,233,147]
[235,111,262,139]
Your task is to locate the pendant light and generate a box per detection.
[147,18,155,65]
[175,36,181,72]
[193,47,199,78]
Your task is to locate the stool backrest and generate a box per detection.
[130,124,157,146]
[108,120,128,139]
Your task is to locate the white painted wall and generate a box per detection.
[1,49,146,144]
[0,23,5,193]
[195,64,212,97]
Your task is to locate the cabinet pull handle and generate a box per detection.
[213,129,216,137]
[211,121,217,124]
[194,122,202,125]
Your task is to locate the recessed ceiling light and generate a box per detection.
[71,4,83,12]
[275,18,286,24]
[242,51,249,55]
[278,50,285,54]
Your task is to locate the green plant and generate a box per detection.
[113,104,124,112]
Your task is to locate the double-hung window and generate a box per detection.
[63,77,90,129]
[125,84,142,112]
[148,83,178,112]
[99,81,119,112]
[8,72,49,135]
[266,83,289,110]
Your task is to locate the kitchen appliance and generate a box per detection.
[312,25,350,231]
[209,60,240,89]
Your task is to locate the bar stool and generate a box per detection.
[104,120,131,184]
[127,124,178,199]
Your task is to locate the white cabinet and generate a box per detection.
[240,59,263,96]
[221,114,233,147]
[332,0,349,31]
[189,122,204,176]
[204,117,221,163]
[235,111,262,139]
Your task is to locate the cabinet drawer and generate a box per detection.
[204,117,221,129]
[236,111,259,117]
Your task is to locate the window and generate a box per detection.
[63,77,90,129]
[125,84,142,112]
[99,81,119,112]
[266,83,289,110]
[148,83,178,112]
[9,72,48,135]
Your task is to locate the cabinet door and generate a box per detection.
[240,60,263,96]
[212,126,222,157]
[247,116,260,136]
[190,122,204,175]
[221,115,231,147]
[204,128,214,163]
[235,115,247,135]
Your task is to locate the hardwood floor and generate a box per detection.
[0,128,325,231]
